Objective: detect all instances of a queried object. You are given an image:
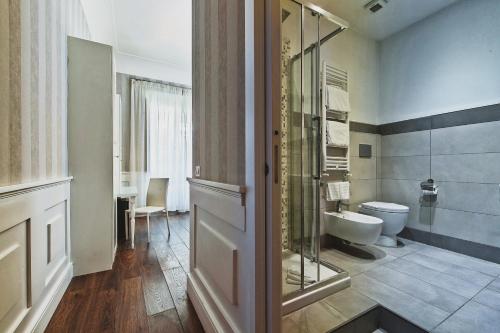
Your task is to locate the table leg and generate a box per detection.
[130,196,136,249]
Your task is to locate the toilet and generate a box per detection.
[359,202,410,247]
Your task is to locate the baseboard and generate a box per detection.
[187,274,220,333]
[400,227,500,264]
[17,262,73,333]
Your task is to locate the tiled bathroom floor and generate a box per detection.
[283,238,500,332]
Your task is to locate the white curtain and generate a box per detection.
[130,80,192,211]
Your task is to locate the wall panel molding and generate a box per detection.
[188,179,249,333]
[0,178,72,333]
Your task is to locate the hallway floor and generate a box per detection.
[46,213,204,333]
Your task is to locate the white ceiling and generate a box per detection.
[314,0,459,40]
[80,0,457,72]
[81,0,191,72]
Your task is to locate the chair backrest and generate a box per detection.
[146,178,169,208]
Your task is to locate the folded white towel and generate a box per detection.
[326,85,350,112]
[326,181,350,201]
[326,120,349,147]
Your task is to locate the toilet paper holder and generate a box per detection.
[420,179,438,195]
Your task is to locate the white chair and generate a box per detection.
[127,178,170,248]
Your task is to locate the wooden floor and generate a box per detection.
[46,213,204,333]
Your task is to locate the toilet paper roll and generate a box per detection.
[422,189,438,196]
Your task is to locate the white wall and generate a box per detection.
[79,0,115,45]
[115,52,191,86]
[379,0,500,123]
[321,29,380,124]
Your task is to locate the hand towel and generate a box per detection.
[326,181,350,201]
[326,120,349,147]
[326,85,350,112]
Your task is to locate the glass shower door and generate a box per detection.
[281,0,322,297]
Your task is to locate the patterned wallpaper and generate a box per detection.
[192,0,246,185]
[0,0,90,187]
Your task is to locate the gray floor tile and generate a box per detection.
[489,278,500,293]
[323,287,378,319]
[352,274,450,331]
[433,301,500,333]
[403,252,496,287]
[418,246,500,276]
[385,258,485,298]
[321,247,396,276]
[373,240,425,258]
[365,266,468,313]
[282,300,347,333]
[473,288,500,311]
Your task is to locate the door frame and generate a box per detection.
[263,0,283,332]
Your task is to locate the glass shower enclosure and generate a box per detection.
[280,0,350,312]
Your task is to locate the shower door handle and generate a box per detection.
[313,116,321,180]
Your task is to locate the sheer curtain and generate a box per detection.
[130,79,192,211]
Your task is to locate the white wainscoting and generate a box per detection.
[0,178,73,333]
[187,178,251,333]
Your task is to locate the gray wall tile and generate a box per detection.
[350,132,379,157]
[376,157,382,179]
[380,179,422,206]
[431,153,500,183]
[436,182,500,216]
[349,179,377,207]
[350,157,376,180]
[381,131,430,157]
[432,121,500,155]
[431,208,500,248]
[381,156,430,180]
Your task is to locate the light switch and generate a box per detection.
[195,166,201,177]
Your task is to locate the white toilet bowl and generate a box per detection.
[359,202,410,247]
[324,211,383,246]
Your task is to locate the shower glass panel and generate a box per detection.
[281,0,303,297]
[281,0,349,305]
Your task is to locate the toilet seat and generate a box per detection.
[360,201,409,213]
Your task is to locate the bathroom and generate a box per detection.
[280,0,500,332]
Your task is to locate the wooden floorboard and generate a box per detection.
[46,213,204,333]
[148,309,184,333]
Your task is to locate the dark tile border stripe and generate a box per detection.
[349,121,380,134]
[400,227,500,264]
[379,116,432,135]
[431,103,500,129]
[349,103,500,135]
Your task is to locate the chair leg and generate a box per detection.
[165,210,171,238]
[147,213,151,243]
[131,218,135,249]
[125,211,129,240]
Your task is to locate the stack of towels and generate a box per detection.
[326,85,350,112]
[285,267,315,286]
